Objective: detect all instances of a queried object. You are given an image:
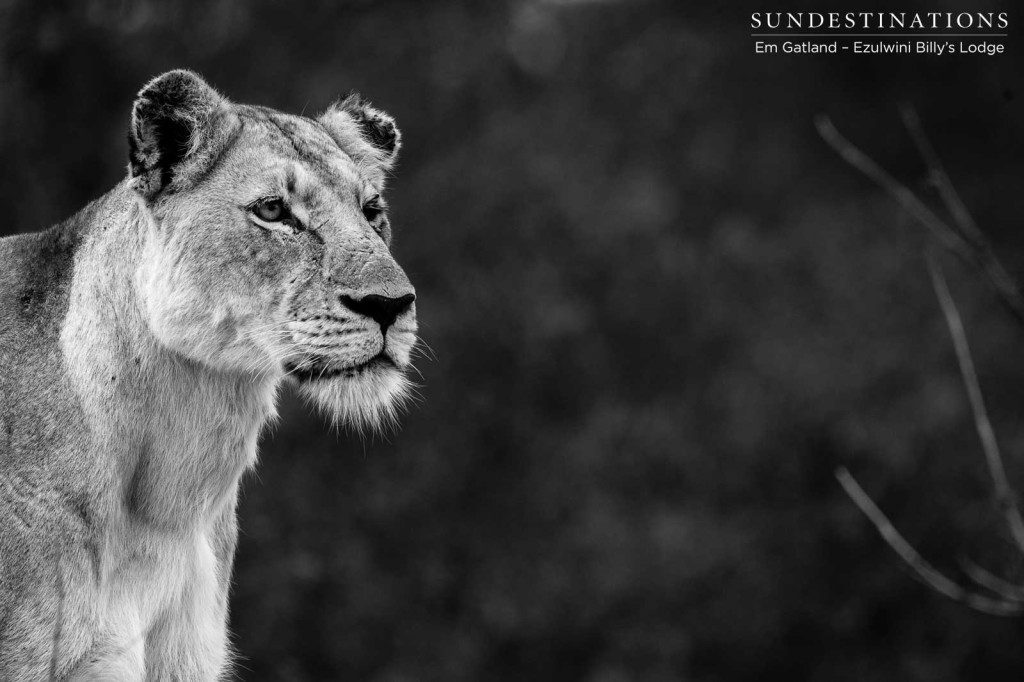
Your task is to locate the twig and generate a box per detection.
[815,115,973,257]
[900,107,1024,326]
[927,253,1024,554]
[959,556,1024,602]
[835,467,1024,616]
[899,106,984,247]
[821,111,1024,614]
[815,114,1024,325]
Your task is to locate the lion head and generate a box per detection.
[126,70,417,430]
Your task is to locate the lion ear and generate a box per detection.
[319,93,401,180]
[128,70,228,199]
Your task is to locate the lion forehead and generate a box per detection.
[228,106,364,190]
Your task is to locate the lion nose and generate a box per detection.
[340,292,416,330]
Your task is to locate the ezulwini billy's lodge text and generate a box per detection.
[755,40,1005,56]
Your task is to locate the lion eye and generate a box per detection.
[254,198,288,222]
[362,196,384,223]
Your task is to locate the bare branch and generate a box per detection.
[836,467,1024,616]
[815,115,973,257]
[899,106,985,248]
[822,111,1024,614]
[816,114,1024,325]
[901,107,1024,325]
[960,556,1024,602]
[927,253,1024,554]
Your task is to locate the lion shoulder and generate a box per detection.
[0,208,94,467]
[0,217,84,339]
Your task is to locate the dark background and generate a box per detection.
[3,1,1024,680]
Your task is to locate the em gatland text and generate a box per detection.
[750,11,1008,56]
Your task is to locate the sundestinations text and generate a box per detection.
[750,11,1008,30]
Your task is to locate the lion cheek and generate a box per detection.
[143,288,254,372]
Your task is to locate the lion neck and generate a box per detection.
[61,183,279,533]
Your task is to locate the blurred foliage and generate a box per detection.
[4,0,1024,680]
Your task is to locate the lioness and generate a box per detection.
[0,71,417,680]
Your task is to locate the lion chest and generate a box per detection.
[74,524,229,676]
[108,525,222,623]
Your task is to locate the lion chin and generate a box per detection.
[292,357,414,434]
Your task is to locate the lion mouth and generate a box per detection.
[286,353,396,383]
